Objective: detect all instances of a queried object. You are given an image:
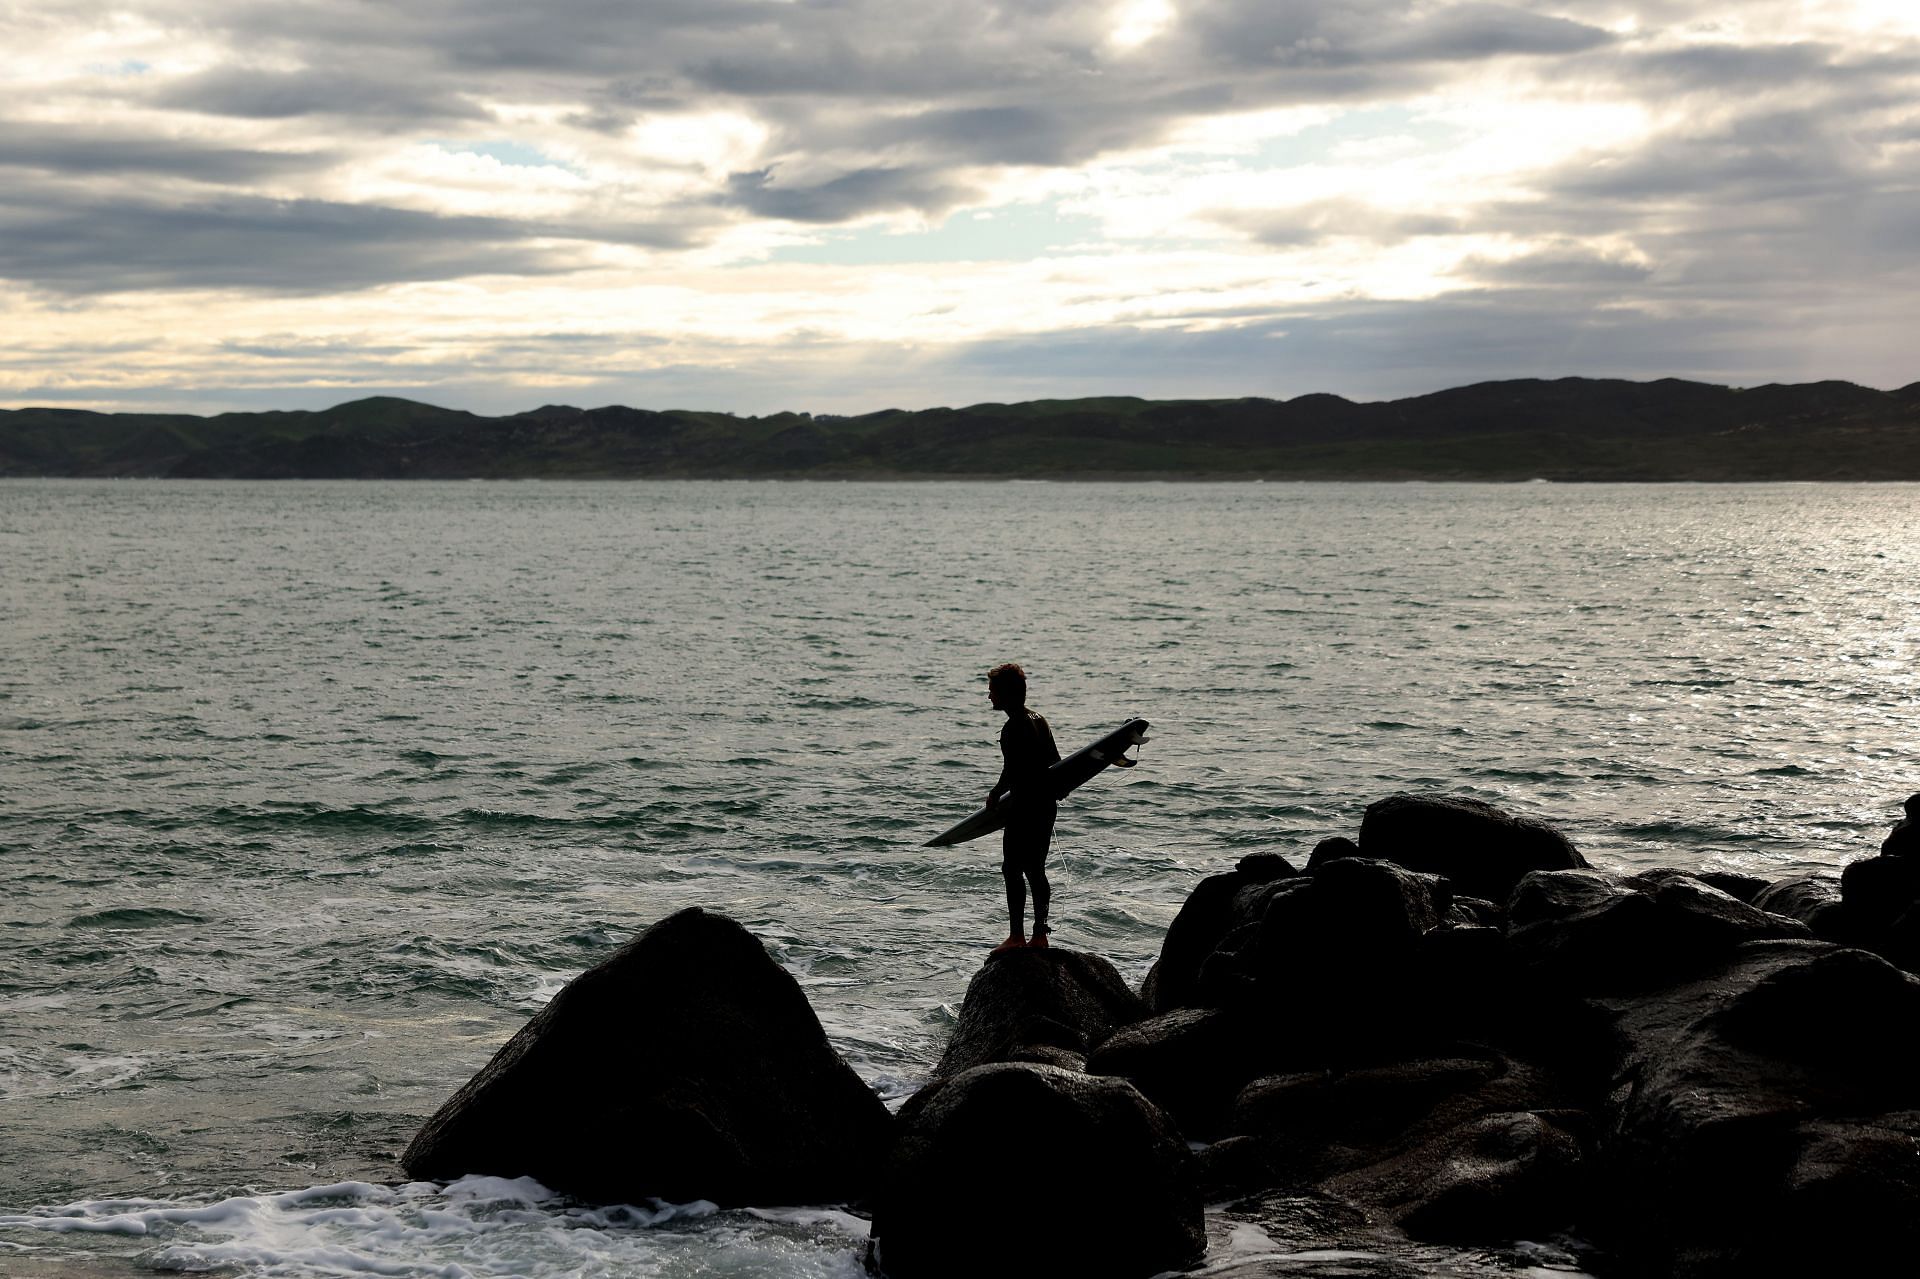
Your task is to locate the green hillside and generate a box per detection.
[5,378,1920,480]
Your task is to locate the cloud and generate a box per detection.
[0,191,585,294]
[152,67,489,126]
[1363,3,1617,61]
[1214,199,1465,246]
[0,121,333,182]
[2,1,1918,407]
[722,165,979,222]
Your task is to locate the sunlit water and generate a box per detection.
[2,479,1915,1276]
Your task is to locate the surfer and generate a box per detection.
[985,663,1061,952]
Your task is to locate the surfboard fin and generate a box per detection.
[1111,756,1138,768]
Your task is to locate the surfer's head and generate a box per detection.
[1907,792,1920,819]
[987,662,1027,710]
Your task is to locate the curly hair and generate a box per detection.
[987,662,1027,703]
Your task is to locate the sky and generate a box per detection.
[2,0,1917,416]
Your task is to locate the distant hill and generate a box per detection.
[5,378,1920,480]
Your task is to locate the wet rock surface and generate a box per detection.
[870,1061,1205,1279]
[1357,792,1588,902]
[931,946,1145,1077]
[400,906,890,1207]
[398,791,1920,1278]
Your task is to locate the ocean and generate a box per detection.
[2,479,1915,1276]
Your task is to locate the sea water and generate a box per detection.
[1,479,1914,1277]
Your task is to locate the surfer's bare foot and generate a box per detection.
[1026,932,1049,949]
[991,935,1026,953]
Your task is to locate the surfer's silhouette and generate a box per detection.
[985,663,1061,952]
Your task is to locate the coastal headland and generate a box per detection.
[401,792,1920,1279]
[7,376,1920,480]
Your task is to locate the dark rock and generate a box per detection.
[1750,872,1846,940]
[1236,851,1300,881]
[400,907,889,1206]
[1227,1050,1564,1190]
[1886,902,1920,973]
[1695,870,1773,902]
[1409,923,1616,1091]
[1505,868,1629,927]
[1087,1007,1259,1136]
[1840,852,1920,937]
[1147,865,1302,1013]
[1237,858,1448,1060]
[1324,1109,1588,1242]
[1306,836,1362,871]
[1195,1133,1272,1201]
[1881,793,1920,856]
[1358,793,1587,903]
[1445,896,1503,928]
[933,948,1144,1077]
[1195,920,1265,1006]
[1509,872,1809,992]
[1594,941,1920,1275]
[1707,943,1920,1082]
[1258,858,1446,965]
[871,1062,1205,1279]
[1003,1043,1087,1071]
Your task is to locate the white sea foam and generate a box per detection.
[0,1177,869,1278]
[0,1045,150,1099]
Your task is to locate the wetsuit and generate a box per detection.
[996,707,1062,934]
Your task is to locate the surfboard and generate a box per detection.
[925,717,1151,847]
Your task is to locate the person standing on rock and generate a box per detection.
[986,662,1061,952]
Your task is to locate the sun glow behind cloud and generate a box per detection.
[0,0,1916,413]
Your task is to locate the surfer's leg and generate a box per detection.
[1002,862,1027,939]
[998,824,1028,949]
[1027,806,1056,942]
[1028,865,1051,940]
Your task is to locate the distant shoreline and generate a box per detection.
[6,375,1918,481]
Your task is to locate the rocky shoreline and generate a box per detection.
[400,793,1920,1278]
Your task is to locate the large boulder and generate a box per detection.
[1840,853,1920,943]
[1086,1007,1259,1137]
[1509,871,1809,992]
[1226,1049,1566,1191]
[1323,1108,1588,1242]
[871,1063,1205,1279]
[933,948,1145,1077]
[1751,872,1847,940]
[400,908,890,1206]
[1143,854,1297,1012]
[1593,941,1920,1275]
[1359,793,1587,903]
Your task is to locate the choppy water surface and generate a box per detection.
[2,479,1915,1277]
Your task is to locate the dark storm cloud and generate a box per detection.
[152,67,489,125]
[0,191,583,294]
[0,121,332,182]
[1360,3,1616,61]
[723,165,978,223]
